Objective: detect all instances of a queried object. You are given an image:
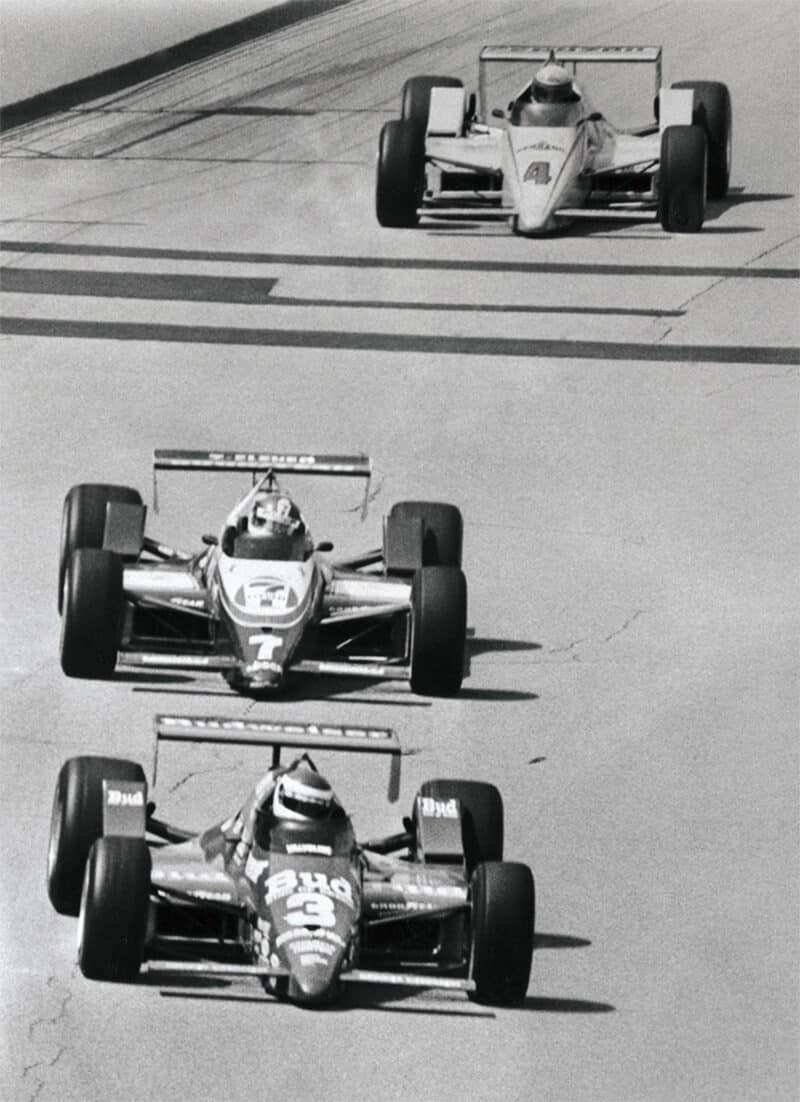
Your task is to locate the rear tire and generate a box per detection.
[78,836,150,981]
[409,566,467,695]
[659,124,706,233]
[415,779,503,871]
[376,118,426,228]
[47,756,146,916]
[401,75,464,124]
[60,548,123,678]
[671,80,731,199]
[469,861,535,1005]
[59,483,141,613]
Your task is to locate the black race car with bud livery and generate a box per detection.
[47,717,536,1007]
[58,450,467,696]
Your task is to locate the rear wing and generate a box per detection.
[152,449,372,513]
[478,44,662,119]
[153,715,402,801]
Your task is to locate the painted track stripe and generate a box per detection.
[2,315,797,365]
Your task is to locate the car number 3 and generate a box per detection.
[284,892,336,928]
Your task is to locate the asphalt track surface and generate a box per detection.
[1,2,798,1100]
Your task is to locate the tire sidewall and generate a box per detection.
[61,548,124,678]
[410,566,467,695]
[469,860,535,1005]
[659,124,706,232]
[78,836,151,981]
[47,756,145,915]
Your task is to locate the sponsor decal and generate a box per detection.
[106,788,144,807]
[523,160,552,185]
[152,868,231,884]
[299,954,330,967]
[245,660,283,676]
[159,716,393,742]
[519,140,565,153]
[286,843,333,856]
[398,882,465,898]
[191,890,233,902]
[141,654,214,666]
[419,796,459,819]
[170,596,207,609]
[237,579,297,615]
[265,869,355,909]
[276,928,345,950]
[209,452,316,466]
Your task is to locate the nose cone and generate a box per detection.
[505,125,584,235]
[286,942,349,1005]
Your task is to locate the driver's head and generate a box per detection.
[273,763,334,822]
[532,63,575,104]
[247,492,307,559]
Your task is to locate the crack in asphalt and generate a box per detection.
[703,365,799,397]
[21,975,73,1101]
[167,759,240,794]
[655,232,800,343]
[547,610,647,660]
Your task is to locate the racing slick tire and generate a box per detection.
[409,566,467,695]
[59,483,141,613]
[415,779,503,872]
[401,75,464,125]
[658,124,706,233]
[47,755,146,916]
[376,118,426,228]
[78,836,151,982]
[671,80,731,199]
[60,548,123,678]
[469,860,535,1006]
[384,500,463,572]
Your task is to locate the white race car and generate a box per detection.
[376,46,731,234]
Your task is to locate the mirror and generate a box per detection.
[201,533,218,546]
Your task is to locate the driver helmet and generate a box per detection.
[273,763,334,822]
[247,492,307,559]
[532,63,575,104]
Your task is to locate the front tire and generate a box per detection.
[409,566,467,695]
[60,548,123,678]
[659,124,706,233]
[671,80,731,199]
[59,483,141,613]
[376,118,426,228]
[78,836,150,981]
[47,756,146,916]
[469,861,535,1005]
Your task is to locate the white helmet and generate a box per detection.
[273,764,334,822]
[533,63,575,104]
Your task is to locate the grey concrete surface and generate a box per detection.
[1,2,798,1100]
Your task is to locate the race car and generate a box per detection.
[58,450,467,695]
[46,716,536,1006]
[376,45,732,234]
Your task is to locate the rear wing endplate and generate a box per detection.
[153,715,402,801]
